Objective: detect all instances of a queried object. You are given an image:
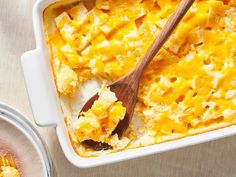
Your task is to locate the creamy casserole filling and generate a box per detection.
[44,0,236,157]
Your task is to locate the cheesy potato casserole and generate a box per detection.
[44,0,236,157]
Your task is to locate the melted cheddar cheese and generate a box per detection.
[44,0,236,157]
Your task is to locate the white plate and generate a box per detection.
[0,103,53,176]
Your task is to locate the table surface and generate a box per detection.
[1,1,236,177]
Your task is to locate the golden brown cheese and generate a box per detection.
[44,0,236,157]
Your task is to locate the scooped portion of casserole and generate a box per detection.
[0,166,20,177]
[44,0,236,157]
[0,156,20,177]
[72,85,129,146]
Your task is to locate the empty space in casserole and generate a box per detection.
[43,0,236,157]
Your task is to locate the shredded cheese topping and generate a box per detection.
[44,0,236,157]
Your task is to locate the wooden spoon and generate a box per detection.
[80,0,195,150]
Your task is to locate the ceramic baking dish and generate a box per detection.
[21,0,236,168]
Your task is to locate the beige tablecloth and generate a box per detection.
[1,1,236,177]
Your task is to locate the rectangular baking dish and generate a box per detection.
[21,0,236,168]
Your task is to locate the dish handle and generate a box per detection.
[21,49,59,127]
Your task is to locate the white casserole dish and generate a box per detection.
[21,0,236,168]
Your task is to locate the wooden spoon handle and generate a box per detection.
[135,0,195,75]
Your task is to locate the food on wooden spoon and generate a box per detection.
[72,85,130,150]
